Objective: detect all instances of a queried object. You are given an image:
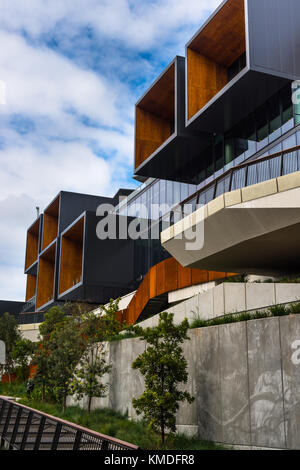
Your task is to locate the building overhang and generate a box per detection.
[161,172,300,276]
[185,0,300,134]
[186,69,290,135]
[134,56,209,182]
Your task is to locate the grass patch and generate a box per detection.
[189,302,300,330]
[0,383,226,449]
[16,398,225,450]
[109,331,139,342]
[0,381,26,398]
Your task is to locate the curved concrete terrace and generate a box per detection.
[161,171,300,276]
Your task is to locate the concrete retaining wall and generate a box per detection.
[137,282,300,328]
[68,314,300,449]
[19,323,40,342]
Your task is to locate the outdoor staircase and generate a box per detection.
[0,396,139,451]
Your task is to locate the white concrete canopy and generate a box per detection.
[161,172,300,276]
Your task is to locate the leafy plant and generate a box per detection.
[131,312,194,444]
[11,338,35,382]
[46,318,87,411]
[71,343,111,413]
[0,312,21,382]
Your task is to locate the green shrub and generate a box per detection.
[289,302,300,314]
[269,305,289,317]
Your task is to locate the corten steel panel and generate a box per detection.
[209,271,233,282]
[141,272,150,312]
[36,241,58,310]
[135,288,143,318]
[191,268,209,285]
[178,264,192,289]
[156,259,166,297]
[165,257,178,293]
[149,265,157,299]
[134,56,209,182]
[25,217,41,272]
[25,274,37,301]
[119,257,235,325]
[185,0,300,134]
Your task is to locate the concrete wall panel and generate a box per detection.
[213,283,225,318]
[196,326,223,442]
[246,283,275,311]
[219,322,250,446]
[247,318,285,448]
[198,288,214,320]
[279,315,300,450]
[224,283,246,314]
[275,284,300,305]
[176,329,198,428]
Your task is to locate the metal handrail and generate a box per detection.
[0,396,139,450]
[178,144,300,214]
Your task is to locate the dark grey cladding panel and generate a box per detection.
[0,301,26,317]
[84,212,136,290]
[58,191,114,235]
[247,0,300,80]
[187,70,289,134]
[134,134,210,183]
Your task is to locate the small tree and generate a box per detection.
[32,341,51,402]
[39,306,66,339]
[47,318,87,411]
[81,298,122,343]
[11,338,35,382]
[0,312,21,382]
[132,312,194,445]
[71,343,111,413]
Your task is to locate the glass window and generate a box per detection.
[215,135,224,168]
[166,180,173,206]
[283,133,296,150]
[173,182,181,204]
[180,183,189,201]
[256,104,268,142]
[159,180,166,206]
[281,86,293,124]
[268,95,281,134]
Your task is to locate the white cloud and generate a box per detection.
[0,0,222,50]
[0,31,122,127]
[0,0,221,301]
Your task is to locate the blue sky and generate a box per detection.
[0,0,221,300]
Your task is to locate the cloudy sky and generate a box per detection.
[0,0,221,301]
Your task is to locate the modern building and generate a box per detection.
[5,0,300,331]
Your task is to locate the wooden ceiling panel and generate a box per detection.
[138,64,175,123]
[189,0,246,68]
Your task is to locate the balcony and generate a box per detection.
[186,0,298,134]
[25,274,37,302]
[58,215,84,297]
[36,240,57,310]
[134,56,208,182]
[24,217,41,272]
[42,195,59,251]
